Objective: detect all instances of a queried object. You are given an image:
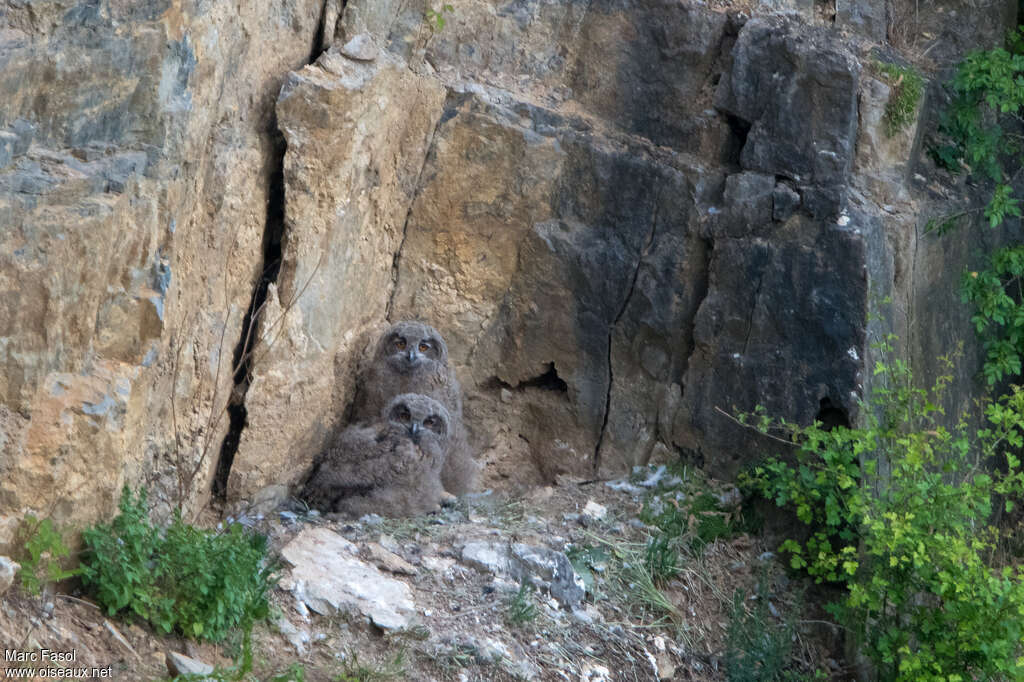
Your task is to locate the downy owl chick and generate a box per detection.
[303,393,450,517]
[351,320,478,495]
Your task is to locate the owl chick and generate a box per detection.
[350,320,479,495]
[303,394,450,517]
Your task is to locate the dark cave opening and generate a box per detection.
[517,363,569,392]
[484,362,569,393]
[722,113,751,169]
[815,396,851,431]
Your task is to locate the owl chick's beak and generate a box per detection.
[409,421,421,443]
[407,349,417,363]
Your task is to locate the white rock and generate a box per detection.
[461,541,513,575]
[582,500,607,520]
[276,617,310,655]
[581,663,612,682]
[282,528,416,630]
[421,555,456,573]
[0,556,20,596]
[340,33,378,61]
[165,652,214,678]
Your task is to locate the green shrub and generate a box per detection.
[80,487,276,642]
[961,244,1024,384]
[931,29,1024,230]
[874,61,924,137]
[14,514,79,594]
[741,342,1024,680]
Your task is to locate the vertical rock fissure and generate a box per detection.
[593,200,660,471]
[211,10,337,496]
[679,234,714,384]
[742,266,764,358]
[385,98,448,320]
[212,122,287,499]
[309,0,334,63]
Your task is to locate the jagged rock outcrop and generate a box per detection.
[0,0,325,532]
[1,0,1020,523]
[225,47,446,499]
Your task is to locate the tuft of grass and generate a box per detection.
[644,534,680,584]
[504,582,538,626]
[724,574,823,682]
[874,60,924,137]
[336,650,407,682]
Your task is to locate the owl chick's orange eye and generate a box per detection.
[398,409,411,422]
[395,338,407,351]
[424,417,435,427]
[419,342,430,352]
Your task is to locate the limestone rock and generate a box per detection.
[0,556,19,596]
[340,33,378,61]
[165,652,214,679]
[363,541,418,576]
[460,539,584,608]
[836,0,886,41]
[229,47,446,501]
[715,17,861,188]
[282,527,417,630]
[0,0,325,526]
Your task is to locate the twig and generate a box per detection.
[713,406,798,447]
[56,594,100,610]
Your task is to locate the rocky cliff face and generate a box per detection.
[1,0,1018,528]
[0,0,327,533]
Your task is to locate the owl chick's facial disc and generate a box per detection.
[386,393,450,444]
[380,322,448,373]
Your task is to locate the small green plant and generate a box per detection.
[638,467,738,555]
[741,340,1024,680]
[424,4,453,31]
[13,514,79,595]
[961,245,1024,384]
[268,663,307,682]
[80,487,277,642]
[566,544,608,595]
[336,650,406,682]
[643,534,680,584]
[873,60,924,137]
[931,29,1024,229]
[724,577,802,682]
[504,581,538,626]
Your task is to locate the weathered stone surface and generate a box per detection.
[772,183,802,222]
[282,527,417,630]
[676,213,878,477]
[511,542,585,608]
[340,33,378,61]
[229,48,446,501]
[568,0,731,148]
[0,555,18,596]
[460,539,584,608]
[715,18,861,188]
[4,0,1018,521]
[364,541,418,575]
[387,91,718,480]
[0,0,325,526]
[854,68,924,203]
[435,634,541,680]
[836,0,886,41]
[165,652,214,679]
